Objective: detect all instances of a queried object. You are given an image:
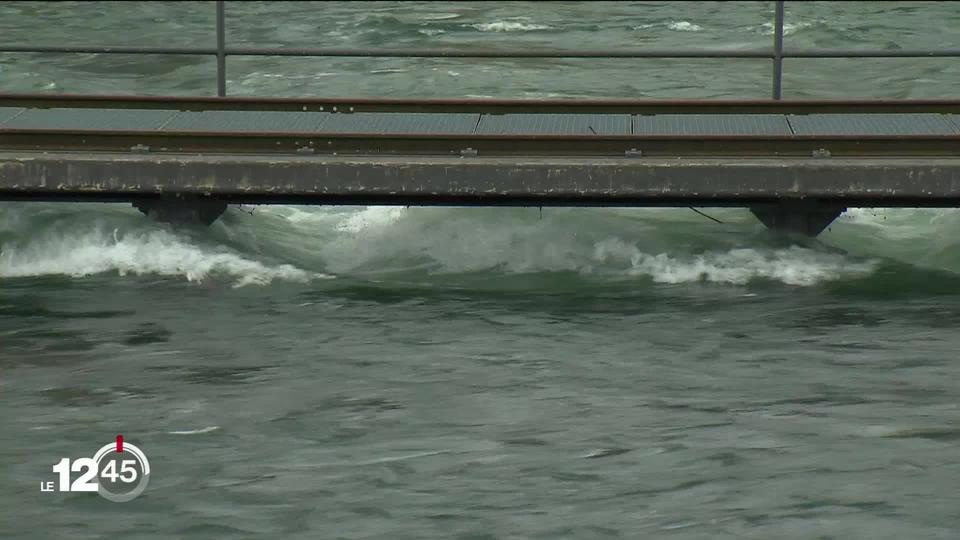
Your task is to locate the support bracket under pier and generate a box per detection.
[750,201,846,236]
[132,198,227,226]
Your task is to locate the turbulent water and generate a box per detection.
[4,2,960,539]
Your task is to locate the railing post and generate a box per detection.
[216,0,226,97]
[772,0,785,99]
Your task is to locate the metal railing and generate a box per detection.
[1,0,959,100]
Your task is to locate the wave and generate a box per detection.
[633,21,704,33]
[754,20,817,36]
[593,239,876,286]
[0,207,328,287]
[3,204,959,290]
[418,13,461,22]
[281,206,885,287]
[168,426,220,435]
[667,21,703,32]
[470,21,552,32]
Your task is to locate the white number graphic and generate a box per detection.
[46,438,150,501]
[101,460,119,482]
[119,460,138,483]
[53,457,99,491]
[52,457,70,492]
[101,459,138,483]
[70,458,98,492]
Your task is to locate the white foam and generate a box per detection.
[470,21,551,32]
[335,206,407,233]
[369,68,409,74]
[419,13,460,21]
[593,239,877,286]
[312,208,876,285]
[667,21,703,32]
[633,21,704,32]
[756,21,815,36]
[277,206,340,225]
[1,206,882,288]
[0,226,325,287]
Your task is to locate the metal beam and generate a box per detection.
[3,94,960,114]
[2,153,960,207]
[1,131,958,157]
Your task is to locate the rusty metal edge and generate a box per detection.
[1,127,959,141]
[3,93,960,113]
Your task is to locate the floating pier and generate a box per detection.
[1,95,959,235]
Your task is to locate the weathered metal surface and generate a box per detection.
[2,104,960,159]
[2,152,960,208]
[161,110,329,132]
[476,114,630,135]
[317,112,480,134]
[0,107,25,125]
[2,130,960,157]
[633,114,791,135]
[3,130,960,157]
[3,108,177,130]
[4,94,960,114]
[788,113,960,135]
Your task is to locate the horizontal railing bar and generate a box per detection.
[3,45,960,60]
[783,48,960,58]
[0,45,218,55]
[222,47,775,58]
[0,45,774,58]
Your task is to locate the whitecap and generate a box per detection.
[470,21,551,32]
[369,68,409,74]
[311,208,878,285]
[755,20,815,36]
[0,225,327,287]
[667,21,703,32]
[168,426,220,435]
[419,13,460,21]
[593,239,877,286]
[335,206,407,233]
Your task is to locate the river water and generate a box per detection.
[2,2,960,539]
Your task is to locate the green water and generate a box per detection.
[3,2,960,539]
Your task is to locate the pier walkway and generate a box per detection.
[1,95,960,234]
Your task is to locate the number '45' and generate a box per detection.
[101,459,138,483]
